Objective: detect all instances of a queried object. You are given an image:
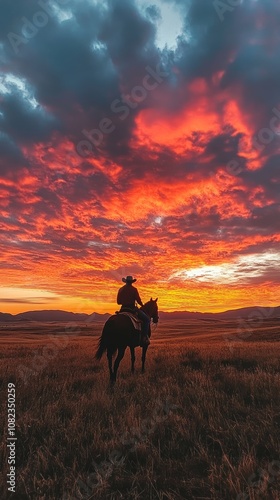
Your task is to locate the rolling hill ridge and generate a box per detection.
[0,306,279,322]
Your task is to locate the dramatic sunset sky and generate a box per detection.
[0,0,280,314]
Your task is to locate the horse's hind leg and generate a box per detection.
[130,346,135,373]
[113,347,126,382]
[141,345,148,373]
[107,348,114,382]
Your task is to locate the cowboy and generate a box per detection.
[117,276,150,346]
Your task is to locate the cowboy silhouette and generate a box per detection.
[117,276,150,345]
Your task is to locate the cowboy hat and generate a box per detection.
[122,275,137,283]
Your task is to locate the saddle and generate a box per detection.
[115,308,142,331]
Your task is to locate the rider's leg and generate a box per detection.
[137,310,150,345]
[137,310,149,334]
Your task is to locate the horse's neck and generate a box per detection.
[141,303,151,317]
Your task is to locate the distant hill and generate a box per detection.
[16,310,89,322]
[0,312,14,322]
[0,310,110,323]
[217,306,280,320]
[0,307,279,322]
[159,306,280,321]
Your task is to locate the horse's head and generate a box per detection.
[143,298,159,323]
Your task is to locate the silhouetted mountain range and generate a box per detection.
[158,306,280,321]
[0,310,110,322]
[0,307,279,322]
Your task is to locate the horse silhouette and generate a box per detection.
[95,298,159,383]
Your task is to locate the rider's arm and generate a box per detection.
[135,288,143,306]
[117,289,122,305]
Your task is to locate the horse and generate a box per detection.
[95,298,159,383]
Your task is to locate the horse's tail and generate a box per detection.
[95,318,116,360]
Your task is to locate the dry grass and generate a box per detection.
[0,320,280,499]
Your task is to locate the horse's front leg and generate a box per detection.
[130,346,135,373]
[141,344,149,373]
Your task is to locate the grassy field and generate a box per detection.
[0,319,280,499]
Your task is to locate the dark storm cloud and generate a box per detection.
[64,172,114,206]
[0,85,59,143]
[0,0,168,163]
[0,132,27,174]
[182,0,280,123]
[1,0,279,153]
[1,1,117,148]
[175,0,239,75]
[251,204,280,231]
[205,133,241,165]
[241,154,280,201]
[3,0,158,113]
[219,0,280,114]
[100,0,158,79]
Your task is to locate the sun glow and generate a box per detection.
[169,252,280,284]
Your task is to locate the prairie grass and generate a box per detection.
[0,323,280,499]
